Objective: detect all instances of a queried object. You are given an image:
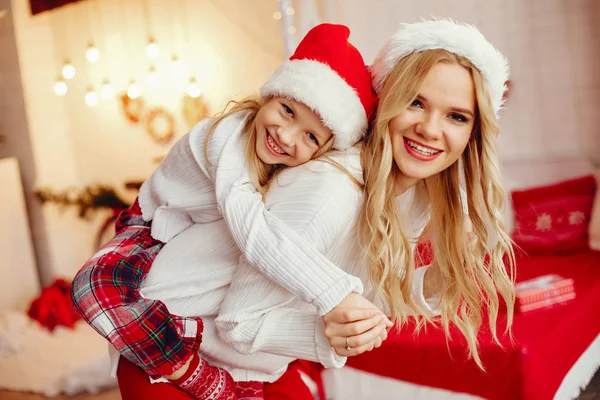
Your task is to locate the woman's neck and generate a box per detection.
[394,172,420,196]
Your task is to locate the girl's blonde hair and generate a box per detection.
[359,49,515,369]
[205,96,338,194]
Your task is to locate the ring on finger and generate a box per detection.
[346,337,351,351]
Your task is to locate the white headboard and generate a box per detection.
[502,156,595,190]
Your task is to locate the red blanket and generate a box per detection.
[347,251,600,400]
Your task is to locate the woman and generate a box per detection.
[214,17,515,383]
[361,19,515,367]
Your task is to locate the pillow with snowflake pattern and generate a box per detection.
[511,175,597,254]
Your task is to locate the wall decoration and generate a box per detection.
[120,94,145,123]
[34,184,136,249]
[145,107,175,144]
[35,185,130,220]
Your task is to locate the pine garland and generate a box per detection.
[34,184,131,219]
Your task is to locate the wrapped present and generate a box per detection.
[515,274,575,313]
[519,292,576,313]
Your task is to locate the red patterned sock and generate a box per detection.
[236,381,264,400]
[172,355,236,400]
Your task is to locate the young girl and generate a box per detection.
[72,24,387,400]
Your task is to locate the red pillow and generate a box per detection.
[511,175,597,254]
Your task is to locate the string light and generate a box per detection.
[62,61,76,79]
[86,43,100,63]
[53,79,68,96]
[167,1,184,76]
[100,79,115,99]
[273,11,282,20]
[288,26,297,35]
[147,65,160,87]
[127,80,141,99]
[85,87,99,107]
[146,37,160,59]
[85,1,101,64]
[171,54,184,74]
[186,77,201,98]
[286,7,295,16]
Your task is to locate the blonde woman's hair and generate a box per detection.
[204,96,339,194]
[359,49,515,369]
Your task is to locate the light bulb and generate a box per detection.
[288,26,297,35]
[127,80,141,99]
[85,88,99,107]
[186,77,201,98]
[146,38,160,59]
[100,80,114,99]
[53,79,68,96]
[171,55,183,74]
[273,11,282,20]
[62,62,76,79]
[147,65,160,87]
[86,44,100,63]
[286,7,295,16]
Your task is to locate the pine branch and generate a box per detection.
[34,184,131,219]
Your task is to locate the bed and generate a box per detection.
[324,251,600,400]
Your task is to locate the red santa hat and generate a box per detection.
[371,19,510,116]
[260,24,377,150]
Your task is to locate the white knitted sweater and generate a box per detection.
[120,111,437,383]
[138,111,364,316]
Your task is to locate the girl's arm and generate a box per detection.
[209,132,365,316]
[215,159,387,368]
[217,183,364,316]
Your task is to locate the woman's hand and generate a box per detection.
[323,293,393,357]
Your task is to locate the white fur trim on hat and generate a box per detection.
[260,59,367,150]
[371,19,510,116]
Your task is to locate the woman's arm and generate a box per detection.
[215,159,388,368]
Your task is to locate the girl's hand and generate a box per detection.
[323,293,393,357]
